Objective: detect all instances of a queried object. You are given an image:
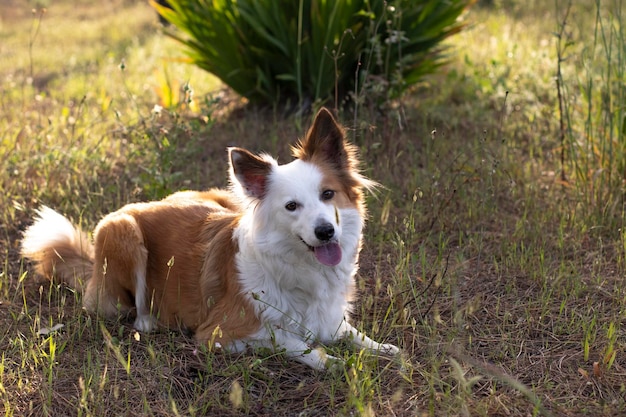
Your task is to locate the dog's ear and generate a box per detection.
[293,107,348,170]
[229,148,273,199]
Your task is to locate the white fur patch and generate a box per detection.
[21,206,83,257]
[232,157,369,368]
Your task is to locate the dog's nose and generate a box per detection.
[315,223,335,241]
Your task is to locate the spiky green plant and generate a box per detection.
[151,0,474,107]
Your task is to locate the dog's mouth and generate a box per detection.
[301,238,342,267]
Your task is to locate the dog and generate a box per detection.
[20,108,399,370]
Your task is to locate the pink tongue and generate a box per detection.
[314,243,342,266]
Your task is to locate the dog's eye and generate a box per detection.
[285,201,298,211]
[321,190,335,201]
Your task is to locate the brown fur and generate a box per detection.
[24,223,94,289]
[292,109,371,210]
[25,190,261,345]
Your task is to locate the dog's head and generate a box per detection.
[229,108,374,267]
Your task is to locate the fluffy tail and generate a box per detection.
[21,206,94,290]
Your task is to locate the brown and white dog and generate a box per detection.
[21,108,399,370]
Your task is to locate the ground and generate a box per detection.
[0,0,625,416]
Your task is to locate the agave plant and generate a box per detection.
[152,0,474,107]
[365,0,474,98]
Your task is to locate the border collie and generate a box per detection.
[21,108,399,370]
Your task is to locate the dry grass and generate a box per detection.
[1,0,626,416]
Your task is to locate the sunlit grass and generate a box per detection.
[1,0,626,415]
[363,1,626,414]
[0,1,220,96]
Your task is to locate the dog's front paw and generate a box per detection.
[133,315,158,333]
[324,354,345,373]
[379,343,400,356]
[294,347,345,371]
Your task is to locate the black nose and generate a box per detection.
[315,223,335,241]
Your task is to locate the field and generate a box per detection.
[1,0,625,416]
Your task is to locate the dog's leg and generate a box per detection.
[241,329,342,371]
[85,213,148,324]
[338,321,400,356]
[280,337,341,371]
[133,265,157,332]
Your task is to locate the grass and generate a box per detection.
[1,0,626,415]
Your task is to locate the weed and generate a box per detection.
[557,0,626,223]
[153,0,473,107]
[2,0,626,416]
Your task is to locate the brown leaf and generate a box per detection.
[592,361,603,378]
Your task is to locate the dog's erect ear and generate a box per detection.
[293,107,348,170]
[229,148,273,199]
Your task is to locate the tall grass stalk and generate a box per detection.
[560,0,626,222]
[28,8,46,80]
